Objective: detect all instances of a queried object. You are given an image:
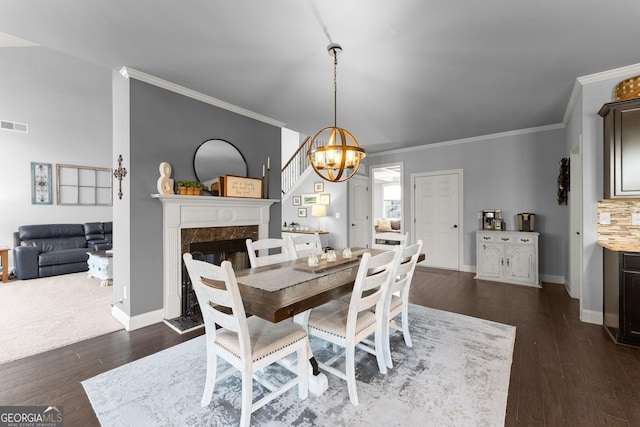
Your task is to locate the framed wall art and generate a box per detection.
[314,181,324,192]
[31,162,52,205]
[319,193,331,205]
[298,207,307,217]
[292,196,301,206]
[302,194,319,205]
[57,163,113,206]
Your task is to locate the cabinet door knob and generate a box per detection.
[451,224,458,229]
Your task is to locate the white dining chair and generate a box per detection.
[305,249,397,405]
[372,231,408,250]
[286,233,323,259]
[183,253,309,427]
[245,238,294,267]
[382,240,423,369]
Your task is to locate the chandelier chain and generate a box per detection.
[333,48,338,128]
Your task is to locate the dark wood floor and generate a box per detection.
[2,268,640,426]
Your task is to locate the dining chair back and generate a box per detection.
[382,240,423,369]
[245,237,293,267]
[183,253,309,426]
[305,249,398,405]
[286,233,323,259]
[372,231,408,250]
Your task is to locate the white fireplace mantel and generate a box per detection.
[152,194,277,319]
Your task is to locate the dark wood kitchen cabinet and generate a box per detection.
[599,98,640,198]
[603,248,640,346]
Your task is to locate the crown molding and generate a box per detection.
[118,66,286,129]
[577,62,640,85]
[369,123,565,157]
[562,62,640,125]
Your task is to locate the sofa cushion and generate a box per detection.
[22,236,87,253]
[390,219,401,230]
[19,224,85,240]
[39,248,89,267]
[84,222,104,241]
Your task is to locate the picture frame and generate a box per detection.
[302,194,319,205]
[31,162,52,205]
[298,207,307,217]
[292,196,301,206]
[319,193,331,205]
[223,175,263,199]
[314,181,324,193]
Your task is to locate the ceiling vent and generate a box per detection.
[1,120,29,133]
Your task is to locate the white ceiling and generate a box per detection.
[1,0,639,153]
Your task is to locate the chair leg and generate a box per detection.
[200,352,218,407]
[375,328,387,374]
[383,323,394,369]
[401,307,412,347]
[345,346,359,406]
[297,345,309,400]
[239,371,253,427]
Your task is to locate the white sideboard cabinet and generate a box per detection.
[475,231,540,287]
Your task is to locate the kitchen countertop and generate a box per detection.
[597,240,640,252]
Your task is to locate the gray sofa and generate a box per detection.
[13,222,113,280]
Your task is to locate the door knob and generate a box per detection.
[451,224,458,229]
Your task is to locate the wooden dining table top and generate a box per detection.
[204,248,424,323]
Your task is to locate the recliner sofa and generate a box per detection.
[13,222,113,280]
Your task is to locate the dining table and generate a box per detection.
[202,247,425,395]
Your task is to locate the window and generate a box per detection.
[383,184,401,219]
[56,164,113,205]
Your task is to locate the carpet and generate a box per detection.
[82,305,515,426]
[0,272,124,364]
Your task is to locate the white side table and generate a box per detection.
[87,250,113,287]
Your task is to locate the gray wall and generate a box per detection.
[0,47,112,268]
[371,128,569,277]
[128,80,282,316]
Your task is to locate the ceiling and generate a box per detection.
[1,0,640,153]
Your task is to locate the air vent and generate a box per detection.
[1,120,29,133]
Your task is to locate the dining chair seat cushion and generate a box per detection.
[308,300,376,339]
[216,316,308,363]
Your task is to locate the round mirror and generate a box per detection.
[193,139,248,187]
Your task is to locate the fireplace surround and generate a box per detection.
[152,194,276,321]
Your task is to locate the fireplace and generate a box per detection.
[169,226,258,332]
[152,194,276,331]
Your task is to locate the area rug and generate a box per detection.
[82,305,515,426]
[0,272,123,364]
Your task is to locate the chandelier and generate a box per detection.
[308,43,365,182]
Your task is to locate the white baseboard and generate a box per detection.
[111,306,164,331]
[540,274,565,285]
[461,264,475,273]
[580,308,603,325]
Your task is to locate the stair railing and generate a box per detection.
[282,136,310,194]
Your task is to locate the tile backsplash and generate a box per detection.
[597,199,640,245]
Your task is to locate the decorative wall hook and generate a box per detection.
[114,154,127,200]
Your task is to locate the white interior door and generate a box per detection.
[413,170,462,270]
[569,137,583,300]
[348,175,370,248]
